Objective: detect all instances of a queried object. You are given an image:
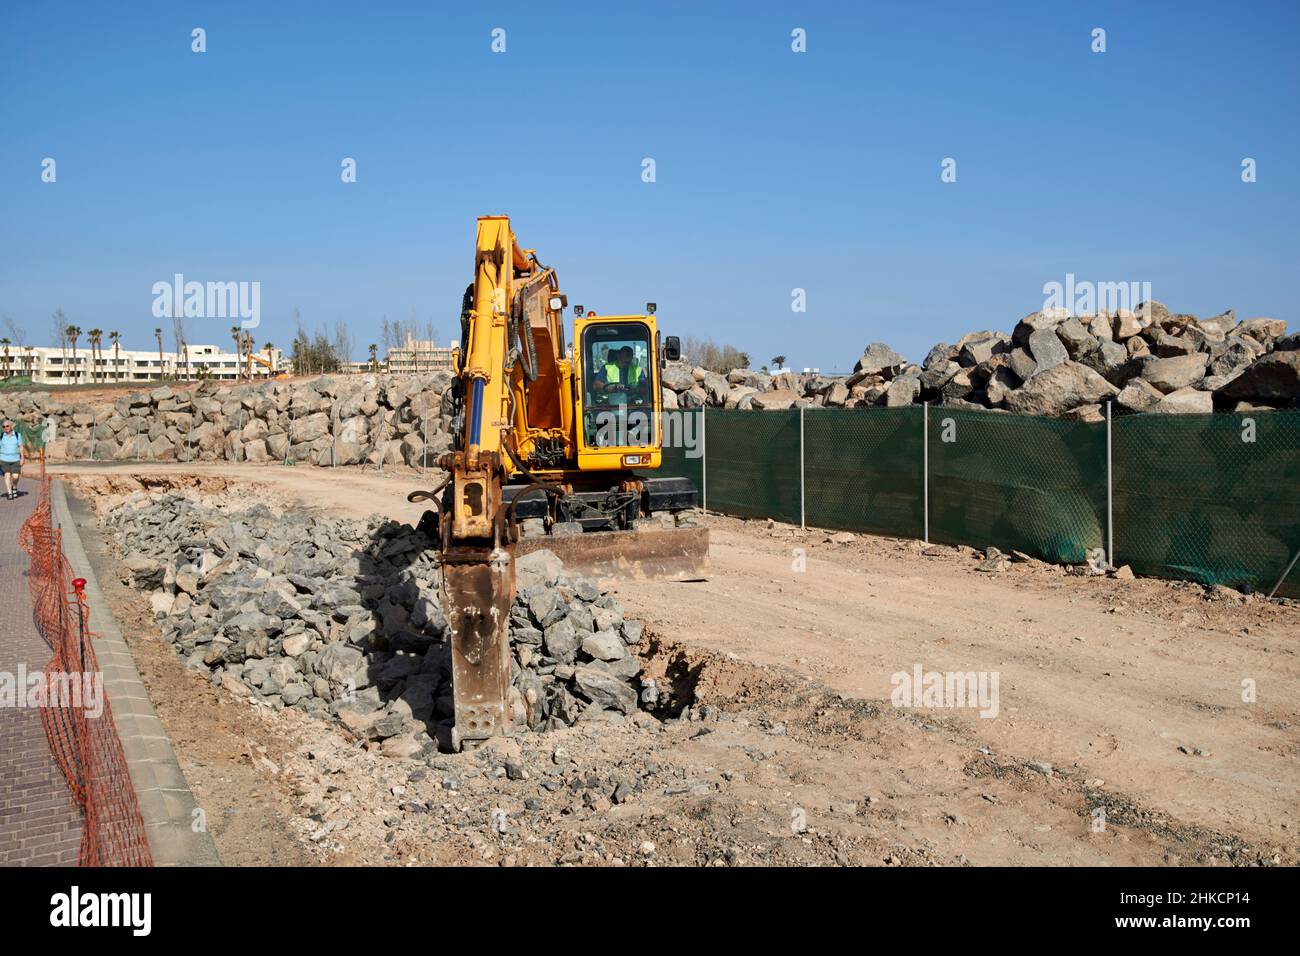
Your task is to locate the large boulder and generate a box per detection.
[884,373,921,407]
[1237,317,1287,347]
[1055,318,1098,360]
[1027,328,1069,373]
[1115,377,1164,414]
[1011,308,1069,348]
[1216,352,1300,406]
[853,343,904,376]
[750,389,800,410]
[1209,335,1265,378]
[1003,362,1117,417]
[1153,387,1213,415]
[1140,353,1208,393]
[572,666,638,714]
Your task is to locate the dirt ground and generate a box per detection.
[59,461,1300,867]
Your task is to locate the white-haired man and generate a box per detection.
[0,420,23,499]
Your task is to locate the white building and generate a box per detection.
[6,343,285,385]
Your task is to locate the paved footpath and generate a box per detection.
[0,482,83,866]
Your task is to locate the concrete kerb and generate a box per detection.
[50,479,221,866]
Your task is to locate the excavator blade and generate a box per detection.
[511,526,709,583]
[440,547,515,750]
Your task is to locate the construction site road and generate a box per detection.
[56,460,1299,866]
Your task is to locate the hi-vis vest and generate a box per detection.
[603,362,642,385]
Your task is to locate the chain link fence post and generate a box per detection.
[284,402,293,465]
[1106,400,1114,567]
[923,402,930,545]
[701,404,707,514]
[799,404,805,530]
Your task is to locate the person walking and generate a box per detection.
[0,419,23,499]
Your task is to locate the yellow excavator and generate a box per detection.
[410,215,705,749]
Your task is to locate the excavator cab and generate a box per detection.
[574,313,662,471]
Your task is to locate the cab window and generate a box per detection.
[581,322,655,447]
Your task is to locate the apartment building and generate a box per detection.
[6,343,284,385]
[385,335,457,373]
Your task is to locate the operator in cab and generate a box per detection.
[595,346,646,400]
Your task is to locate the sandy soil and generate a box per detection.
[60,462,1300,866]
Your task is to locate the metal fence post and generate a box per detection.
[285,403,293,465]
[1268,548,1300,600]
[799,404,806,530]
[1106,401,1114,567]
[923,402,930,544]
[701,405,707,513]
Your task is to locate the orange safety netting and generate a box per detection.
[18,458,153,866]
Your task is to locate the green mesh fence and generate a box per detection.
[927,406,1107,563]
[704,407,802,524]
[646,404,1300,597]
[1113,410,1300,598]
[653,407,704,492]
[804,406,925,538]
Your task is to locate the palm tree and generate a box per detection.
[109,331,121,382]
[23,345,33,376]
[368,343,378,372]
[87,328,103,383]
[0,338,10,379]
[154,327,164,380]
[263,341,275,378]
[230,325,242,381]
[66,325,83,383]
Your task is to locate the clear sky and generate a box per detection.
[2,1,1297,371]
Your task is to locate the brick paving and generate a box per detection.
[0,480,83,866]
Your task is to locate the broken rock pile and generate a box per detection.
[101,491,652,756]
[2,371,452,466]
[661,301,1298,418]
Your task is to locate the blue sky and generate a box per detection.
[2,0,1297,370]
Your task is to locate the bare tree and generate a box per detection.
[682,336,750,373]
[171,314,188,381]
[333,321,353,373]
[2,316,25,348]
[53,308,69,376]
